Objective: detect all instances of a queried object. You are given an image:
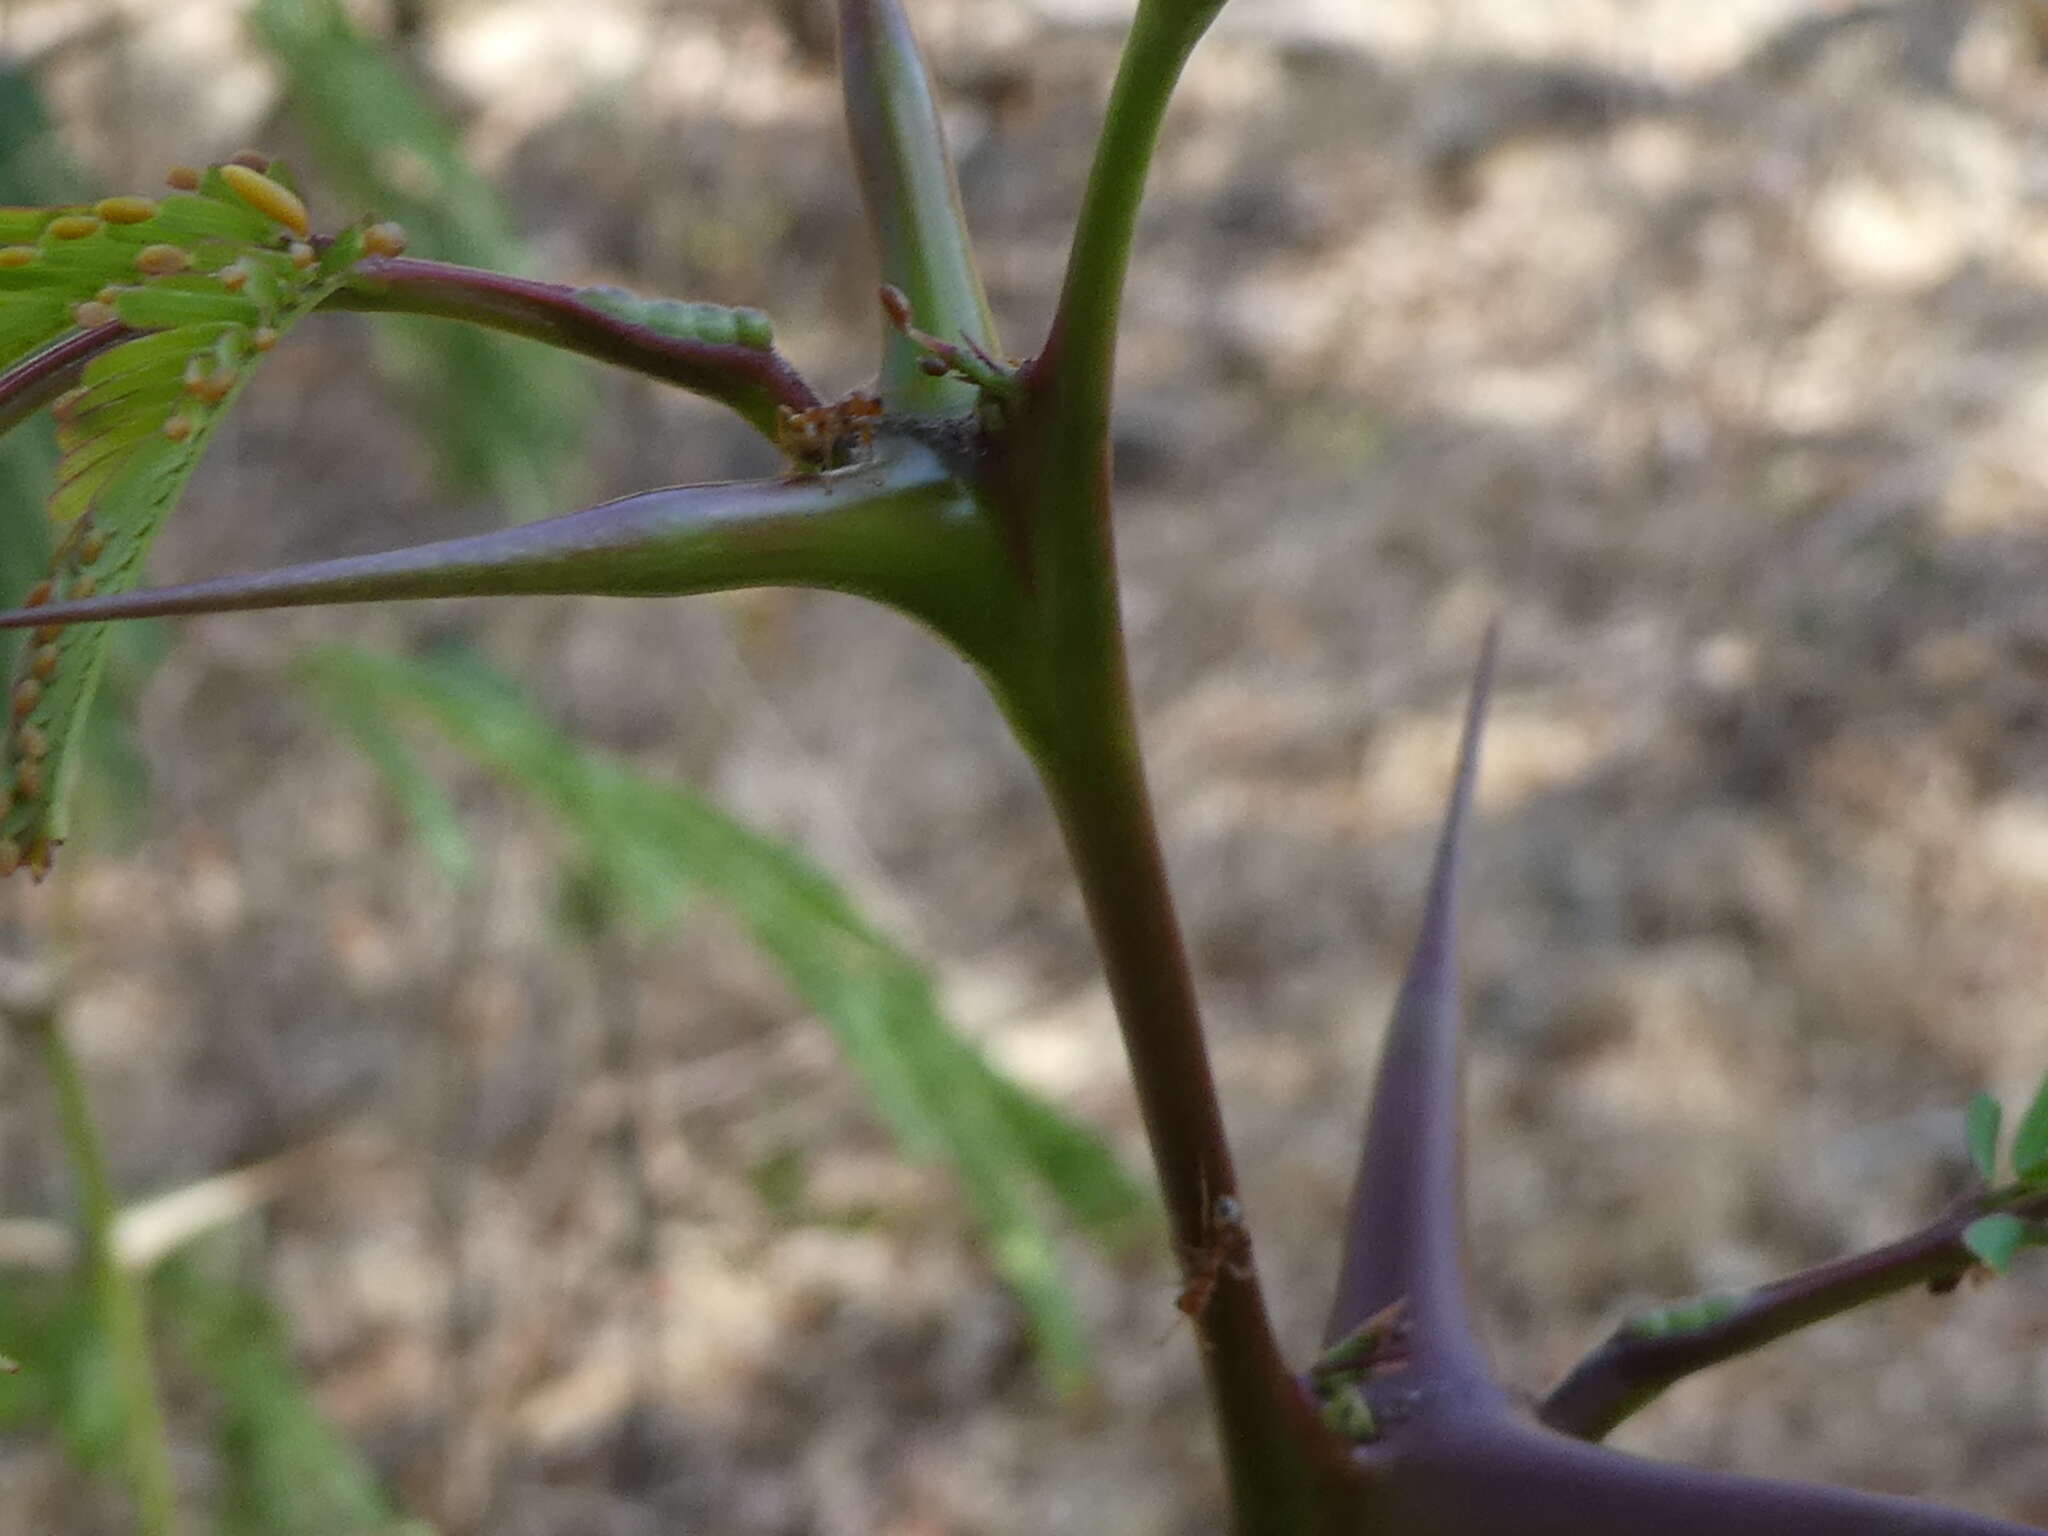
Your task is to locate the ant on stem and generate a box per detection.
[1175,1187,1253,1328]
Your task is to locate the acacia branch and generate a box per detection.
[1539,1184,2048,1442]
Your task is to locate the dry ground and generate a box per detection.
[4,0,2048,1530]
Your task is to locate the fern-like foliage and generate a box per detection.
[300,644,1157,1391]
[0,159,388,873]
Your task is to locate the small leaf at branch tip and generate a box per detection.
[134,243,191,277]
[95,196,158,225]
[165,165,202,192]
[362,221,408,258]
[46,214,101,241]
[0,245,37,268]
[1966,1091,2003,1183]
[1963,1213,2029,1274]
[218,163,310,238]
[2012,1067,2048,1180]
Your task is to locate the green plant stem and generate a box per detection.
[838,0,995,414]
[1014,666,1362,1530]
[1034,0,1222,469]
[29,1000,180,1534]
[1539,1182,2048,1441]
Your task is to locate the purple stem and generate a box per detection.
[1375,1413,2044,1535]
[0,325,134,439]
[1540,1185,2048,1442]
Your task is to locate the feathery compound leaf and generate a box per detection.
[154,1255,428,1536]
[1965,1091,2004,1184]
[297,644,1153,1390]
[0,165,367,875]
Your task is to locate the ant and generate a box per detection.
[775,389,882,472]
[1175,1187,1254,1327]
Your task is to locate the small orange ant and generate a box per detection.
[775,389,882,471]
[1175,1189,1253,1327]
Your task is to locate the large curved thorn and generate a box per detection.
[1325,624,1500,1392]
[0,439,1017,656]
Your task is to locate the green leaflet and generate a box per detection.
[0,171,362,873]
[576,285,776,350]
[2014,1067,2048,1183]
[1966,1090,2004,1183]
[1963,1214,2031,1275]
[1622,1291,1744,1341]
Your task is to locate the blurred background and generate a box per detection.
[3,0,2048,1530]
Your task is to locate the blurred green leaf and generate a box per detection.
[300,653,474,883]
[156,1253,426,1536]
[1962,1213,2029,1275]
[1965,1090,2003,1184]
[250,0,588,518]
[2012,1069,2048,1183]
[0,1269,127,1475]
[297,642,1156,1391]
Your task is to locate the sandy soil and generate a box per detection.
[4,0,2048,1530]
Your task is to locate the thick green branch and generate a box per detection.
[1033,0,1224,460]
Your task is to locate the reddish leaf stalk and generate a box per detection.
[1539,1184,2048,1442]
[0,324,134,440]
[329,257,821,434]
